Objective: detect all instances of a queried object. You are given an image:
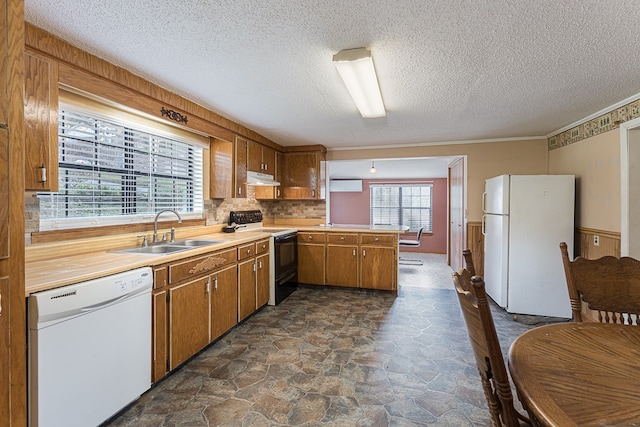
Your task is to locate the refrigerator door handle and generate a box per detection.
[482,191,487,213]
[481,214,486,236]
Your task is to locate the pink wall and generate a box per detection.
[330,178,447,254]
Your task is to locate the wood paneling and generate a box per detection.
[4,0,26,424]
[0,129,8,259]
[576,227,620,259]
[25,23,282,150]
[466,221,484,276]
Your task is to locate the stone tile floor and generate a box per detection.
[106,254,565,426]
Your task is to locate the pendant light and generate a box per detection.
[370,161,377,174]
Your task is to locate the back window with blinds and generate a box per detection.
[370,184,432,232]
[38,107,203,230]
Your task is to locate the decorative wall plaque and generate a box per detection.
[160,107,188,124]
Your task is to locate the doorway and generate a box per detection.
[620,118,640,256]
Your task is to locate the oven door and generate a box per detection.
[274,232,298,304]
[274,232,297,278]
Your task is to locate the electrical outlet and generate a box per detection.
[594,235,600,246]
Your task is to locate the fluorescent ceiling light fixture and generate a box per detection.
[333,48,386,118]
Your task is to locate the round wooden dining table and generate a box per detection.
[508,322,640,426]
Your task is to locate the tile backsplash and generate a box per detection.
[25,186,326,240]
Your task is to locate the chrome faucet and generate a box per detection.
[153,209,182,243]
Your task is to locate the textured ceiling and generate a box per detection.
[24,0,640,150]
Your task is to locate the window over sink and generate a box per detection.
[37,91,205,231]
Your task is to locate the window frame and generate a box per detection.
[37,91,206,231]
[369,183,433,232]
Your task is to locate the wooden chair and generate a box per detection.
[452,263,532,426]
[560,242,640,324]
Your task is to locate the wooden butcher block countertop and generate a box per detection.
[25,226,271,296]
[25,222,408,296]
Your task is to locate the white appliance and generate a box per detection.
[28,267,153,427]
[482,175,574,318]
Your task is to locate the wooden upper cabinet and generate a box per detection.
[247,139,262,173]
[209,137,233,199]
[235,135,247,198]
[274,151,284,199]
[24,51,59,191]
[262,145,276,174]
[247,139,276,174]
[282,151,326,200]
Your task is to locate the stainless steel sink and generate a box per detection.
[110,239,223,255]
[110,245,192,255]
[172,239,223,247]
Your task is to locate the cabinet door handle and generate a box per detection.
[247,249,251,254]
[353,249,356,256]
[253,263,257,272]
[205,278,210,294]
[312,189,316,198]
[341,236,345,240]
[214,277,218,291]
[259,260,263,269]
[308,235,313,240]
[375,237,379,242]
[40,164,47,183]
[363,249,366,257]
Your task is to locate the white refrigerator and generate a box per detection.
[482,175,574,318]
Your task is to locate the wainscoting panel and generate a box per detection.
[575,227,620,259]
[466,221,484,276]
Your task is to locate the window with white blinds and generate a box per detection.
[370,184,433,232]
[38,101,204,231]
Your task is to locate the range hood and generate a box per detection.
[246,171,281,186]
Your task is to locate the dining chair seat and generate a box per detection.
[399,227,424,265]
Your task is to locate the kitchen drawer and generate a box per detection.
[297,232,326,243]
[154,265,168,289]
[255,238,270,255]
[326,233,358,245]
[168,248,236,284]
[360,233,396,246]
[237,243,255,260]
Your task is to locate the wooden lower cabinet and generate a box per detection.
[169,276,210,370]
[360,246,396,290]
[152,289,167,382]
[326,244,358,287]
[210,264,238,342]
[238,259,256,321]
[256,253,270,307]
[297,232,398,291]
[298,243,326,285]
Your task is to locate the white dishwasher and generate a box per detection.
[28,267,153,427]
